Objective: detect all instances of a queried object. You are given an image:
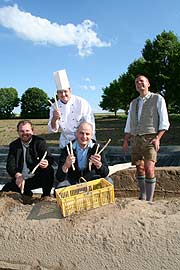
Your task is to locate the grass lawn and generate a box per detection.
[0,114,179,147]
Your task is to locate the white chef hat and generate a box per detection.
[53,69,70,91]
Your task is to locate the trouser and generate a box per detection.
[1,167,54,196]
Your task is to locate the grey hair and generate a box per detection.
[77,121,93,131]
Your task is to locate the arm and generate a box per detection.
[6,142,25,191]
[123,104,132,153]
[151,130,166,152]
[6,142,20,179]
[48,105,61,133]
[151,95,170,152]
[123,133,131,153]
[157,95,170,131]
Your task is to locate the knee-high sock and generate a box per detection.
[136,175,146,200]
[145,177,156,202]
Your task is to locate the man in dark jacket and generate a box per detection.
[1,120,54,200]
[55,122,109,188]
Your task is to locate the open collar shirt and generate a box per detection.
[124,92,170,133]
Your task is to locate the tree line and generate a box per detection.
[1,30,180,119]
[0,87,51,119]
[99,31,180,115]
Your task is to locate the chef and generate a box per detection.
[48,69,96,148]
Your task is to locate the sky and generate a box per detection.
[0,0,180,113]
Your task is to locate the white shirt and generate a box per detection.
[48,95,95,148]
[124,92,170,133]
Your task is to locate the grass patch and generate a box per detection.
[0,114,179,147]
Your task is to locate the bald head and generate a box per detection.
[76,122,93,148]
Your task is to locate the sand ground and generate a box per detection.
[0,191,180,270]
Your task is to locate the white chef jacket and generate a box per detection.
[48,95,96,148]
[124,92,170,133]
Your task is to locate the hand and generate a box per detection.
[65,154,76,169]
[15,173,24,187]
[53,108,61,120]
[90,154,102,169]
[151,136,160,152]
[123,139,129,153]
[39,159,49,169]
[15,173,25,194]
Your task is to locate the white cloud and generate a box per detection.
[79,77,97,90]
[0,4,111,56]
[80,84,96,91]
[85,77,91,82]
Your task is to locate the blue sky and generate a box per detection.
[0,0,180,113]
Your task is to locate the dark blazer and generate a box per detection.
[6,135,54,181]
[56,140,109,185]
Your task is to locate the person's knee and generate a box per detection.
[1,182,20,193]
[105,176,114,185]
[136,164,145,175]
[40,167,54,182]
[55,180,71,189]
[145,165,155,178]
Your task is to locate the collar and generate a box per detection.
[21,138,32,148]
[72,139,95,151]
[139,91,151,101]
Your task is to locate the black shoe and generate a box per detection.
[22,194,33,205]
[24,190,33,197]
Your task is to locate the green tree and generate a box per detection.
[101,31,180,114]
[167,45,180,113]
[118,58,148,114]
[100,58,147,115]
[21,87,49,118]
[0,88,19,119]
[99,79,122,116]
[142,31,180,111]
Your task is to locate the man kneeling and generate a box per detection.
[1,120,54,203]
[55,122,111,190]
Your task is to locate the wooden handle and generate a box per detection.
[20,180,25,194]
[89,144,99,171]
[31,151,47,175]
[48,99,53,106]
[98,139,111,155]
[66,144,75,171]
[95,144,100,154]
[54,92,59,109]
